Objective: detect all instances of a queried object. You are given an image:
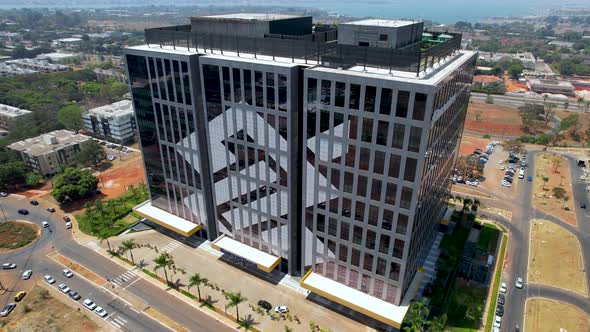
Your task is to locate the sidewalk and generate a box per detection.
[99,229,374,332]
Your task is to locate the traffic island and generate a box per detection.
[528,219,588,296]
[0,220,40,252]
[525,298,590,332]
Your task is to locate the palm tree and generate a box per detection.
[188,273,208,301]
[94,199,104,218]
[97,230,112,251]
[153,253,173,283]
[403,298,429,332]
[225,291,248,322]
[121,239,137,264]
[105,199,116,214]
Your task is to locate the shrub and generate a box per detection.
[483,134,491,138]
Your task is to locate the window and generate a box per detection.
[371,180,381,202]
[243,70,252,104]
[385,183,397,206]
[376,121,388,146]
[379,34,388,41]
[364,85,376,113]
[321,80,332,105]
[379,234,390,254]
[383,209,393,231]
[376,257,387,276]
[340,221,350,241]
[408,126,422,152]
[357,175,368,197]
[316,213,325,232]
[393,239,404,258]
[388,154,401,178]
[355,201,365,222]
[361,118,373,143]
[413,93,427,121]
[389,262,400,281]
[335,81,346,107]
[307,78,318,105]
[373,151,386,175]
[366,230,376,250]
[222,67,231,101]
[328,218,338,236]
[349,84,361,109]
[379,88,392,115]
[368,205,379,225]
[278,74,287,112]
[266,72,275,110]
[391,123,405,149]
[396,213,408,235]
[255,71,264,107]
[400,187,413,209]
[351,249,361,267]
[396,90,410,118]
[232,68,242,102]
[359,147,370,171]
[404,158,418,182]
[363,253,374,272]
[353,226,363,245]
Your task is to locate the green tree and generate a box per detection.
[120,239,137,264]
[25,172,43,186]
[98,230,112,251]
[0,161,27,188]
[225,291,248,322]
[74,140,106,167]
[427,314,447,332]
[51,167,99,203]
[542,176,549,190]
[57,103,84,130]
[153,253,174,283]
[403,298,429,332]
[508,62,524,79]
[188,273,208,301]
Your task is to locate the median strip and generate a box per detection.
[144,307,190,332]
[47,251,106,286]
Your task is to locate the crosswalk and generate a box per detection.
[160,241,181,253]
[111,270,137,287]
[109,315,128,329]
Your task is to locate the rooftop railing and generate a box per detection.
[144,25,461,76]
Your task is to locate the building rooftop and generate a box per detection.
[342,19,419,28]
[199,13,302,21]
[0,104,32,117]
[86,100,134,119]
[8,129,90,156]
[529,78,574,88]
[36,52,77,61]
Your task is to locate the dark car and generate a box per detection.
[496,304,504,316]
[504,177,514,183]
[257,300,272,311]
[582,203,587,209]
[47,207,56,213]
[30,200,39,206]
[68,291,81,301]
[474,149,482,155]
[63,216,71,222]
[498,293,506,305]
[17,209,29,215]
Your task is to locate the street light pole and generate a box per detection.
[0,203,7,222]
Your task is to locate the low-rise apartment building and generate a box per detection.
[82,100,136,143]
[0,104,32,129]
[8,130,91,177]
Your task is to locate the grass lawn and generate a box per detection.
[477,223,500,252]
[0,221,39,251]
[77,190,147,237]
[485,234,507,332]
[529,219,587,296]
[526,298,590,332]
[533,153,576,225]
[447,281,487,330]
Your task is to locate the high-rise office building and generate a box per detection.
[125,14,475,328]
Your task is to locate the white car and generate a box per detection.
[42,221,49,228]
[582,175,587,180]
[62,269,73,278]
[21,270,32,280]
[274,305,289,314]
[500,165,505,170]
[65,222,72,229]
[498,160,503,164]
[83,299,97,310]
[95,306,108,318]
[516,277,524,289]
[44,275,56,284]
[2,263,16,269]
[499,282,507,294]
[501,181,511,188]
[58,283,71,294]
[107,155,116,161]
[493,315,502,328]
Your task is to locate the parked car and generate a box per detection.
[497,293,505,305]
[83,299,97,310]
[107,155,116,161]
[495,304,504,316]
[582,203,587,209]
[2,263,16,269]
[47,207,55,213]
[44,275,56,284]
[95,306,108,318]
[474,149,482,155]
[21,270,32,280]
[501,181,511,188]
[58,283,71,294]
[0,303,16,317]
[14,291,26,302]
[500,165,505,170]
[493,315,502,328]
[66,222,72,229]
[527,176,533,181]
[42,221,49,228]
[257,300,272,311]
[17,209,29,215]
[30,200,39,205]
[274,305,289,314]
[0,192,8,197]
[499,282,507,293]
[69,291,81,301]
[62,269,73,278]
[515,277,524,289]
[63,216,71,222]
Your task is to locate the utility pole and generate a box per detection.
[0,203,7,222]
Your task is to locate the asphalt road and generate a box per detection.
[0,195,231,332]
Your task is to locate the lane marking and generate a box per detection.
[122,277,141,290]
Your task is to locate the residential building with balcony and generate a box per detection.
[82,100,136,143]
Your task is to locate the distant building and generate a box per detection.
[0,32,22,42]
[0,62,37,76]
[52,37,84,49]
[36,52,79,64]
[338,19,423,48]
[548,40,574,48]
[478,51,536,69]
[4,58,71,74]
[473,75,502,87]
[528,78,576,96]
[0,104,32,129]
[82,100,136,143]
[94,68,127,83]
[8,130,91,177]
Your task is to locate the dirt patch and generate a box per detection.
[554,109,590,147]
[528,219,587,296]
[96,153,146,199]
[48,252,106,286]
[0,221,40,252]
[465,101,525,137]
[532,153,577,226]
[526,297,590,332]
[0,285,102,332]
[458,134,493,156]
